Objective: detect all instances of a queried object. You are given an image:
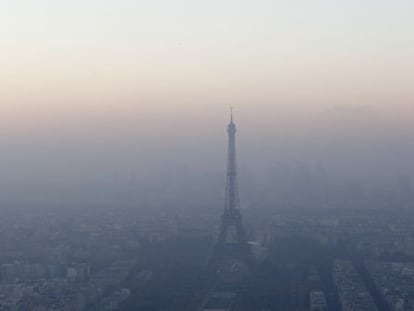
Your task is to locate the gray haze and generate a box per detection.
[0,103,413,208]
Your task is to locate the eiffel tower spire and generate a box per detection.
[209,110,254,268]
[225,107,239,212]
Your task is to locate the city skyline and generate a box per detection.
[1,2,414,311]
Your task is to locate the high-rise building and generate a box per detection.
[209,110,254,269]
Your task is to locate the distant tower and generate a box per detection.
[210,109,254,268]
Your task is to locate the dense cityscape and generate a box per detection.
[1,114,414,310]
[1,205,414,310]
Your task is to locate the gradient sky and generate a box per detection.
[1,0,414,207]
[2,1,413,105]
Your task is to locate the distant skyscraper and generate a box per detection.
[210,110,254,268]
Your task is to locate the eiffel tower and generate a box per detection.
[209,109,254,269]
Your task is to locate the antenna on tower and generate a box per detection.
[230,107,233,123]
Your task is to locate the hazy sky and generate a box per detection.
[1,1,414,207]
[2,0,413,105]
